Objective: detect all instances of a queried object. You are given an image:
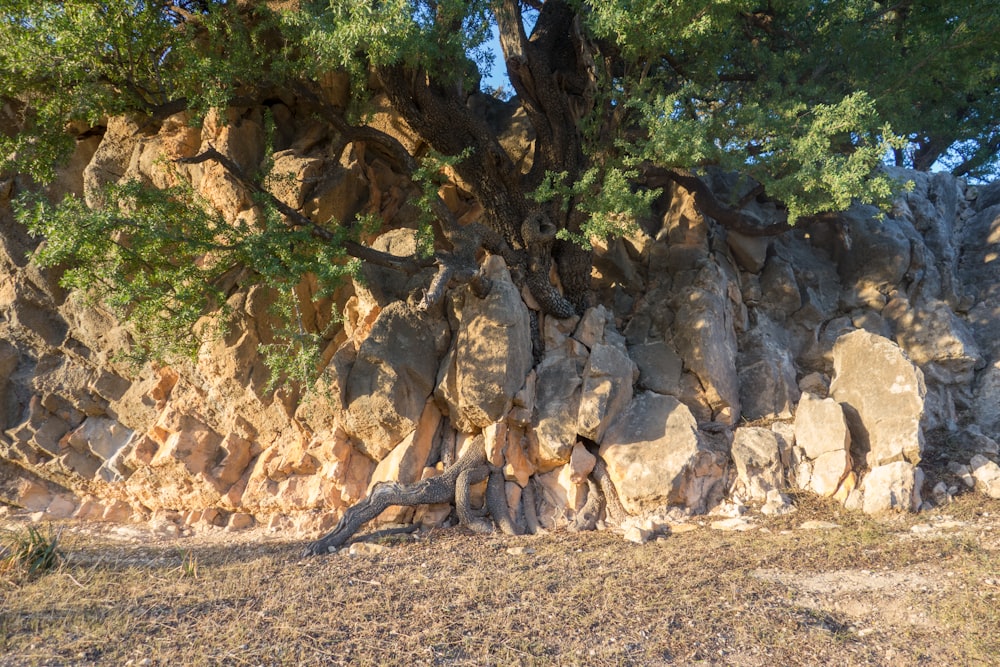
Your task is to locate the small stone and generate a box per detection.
[667,523,699,534]
[623,525,653,544]
[710,517,757,531]
[348,542,389,556]
[798,520,840,530]
[227,513,254,531]
[506,546,536,556]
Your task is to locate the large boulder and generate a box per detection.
[737,315,799,420]
[860,461,923,514]
[599,392,726,514]
[793,392,852,497]
[530,341,587,470]
[731,427,786,502]
[343,301,449,461]
[830,330,926,468]
[972,360,1000,433]
[435,256,533,433]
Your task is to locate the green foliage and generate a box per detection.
[19,178,356,374]
[531,167,654,249]
[4,0,1000,386]
[0,525,62,581]
[586,0,1000,189]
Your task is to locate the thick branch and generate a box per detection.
[642,166,791,236]
[176,146,430,274]
[303,436,489,555]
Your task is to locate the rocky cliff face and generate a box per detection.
[2,99,999,538]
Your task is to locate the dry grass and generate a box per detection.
[1,494,999,666]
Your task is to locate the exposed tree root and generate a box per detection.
[303,432,626,556]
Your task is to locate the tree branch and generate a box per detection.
[176,146,431,274]
[641,166,791,236]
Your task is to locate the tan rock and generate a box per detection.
[793,393,851,497]
[600,392,724,514]
[367,401,441,523]
[343,302,447,461]
[503,425,535,487]
[227,513,255,531]
[568,443,596,484]
[484,421,508,467]
[368,400,441,491]
[534,465,581,529]
[532,342,586,470]
[623,525,653,544]
[577,342,636,442]
[348,541,389,556]
[830,330,926,467]
[434,256,533,432]
[860,462,923,513]
[148,365,179,404]
[211,433,253,488]
[731,427,785,502]
[832,471,858,504]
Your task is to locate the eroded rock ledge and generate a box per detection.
[2,104,999,541]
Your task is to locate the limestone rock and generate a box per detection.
[737,315,799,420]
[860,462,923,514]
[577,342,636,442]
[568,442,597,484]
[531,342,586,470]
[973,360,1000,433]
[628,340,683,395]
[830,330,926,468]
[793,393,851,497]
[883,296,982,384]
[599,392,725,514]
[344,301,447,461]
[367,401,441,524]
[533,464,584,529]
[435,256,532,432]
[970,455,1000,499]
[671,264,740,423]
[731,427,785,502]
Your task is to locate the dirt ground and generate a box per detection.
[1,493,998,666]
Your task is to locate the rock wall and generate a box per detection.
[2,99,1000,536]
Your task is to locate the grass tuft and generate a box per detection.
[0,524,62,581]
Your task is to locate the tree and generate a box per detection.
[2,0,998,550]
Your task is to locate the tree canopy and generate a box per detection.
[3,0,998,382]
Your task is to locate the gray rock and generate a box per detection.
[830,330,926,468]
[883,295,982,385]
[731,427,786,502]
[793,392,852,497]
[628,340,683,395]
[577,342,636,442]
[860,462,923,514]
[972,359,1000,433]
[600,392,726,514]
[434,256,532,433]
[737,315,799,420]
[671,263,740,424]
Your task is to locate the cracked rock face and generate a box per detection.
[3,101,1000,533]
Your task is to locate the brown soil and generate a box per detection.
[2,493,999,666]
